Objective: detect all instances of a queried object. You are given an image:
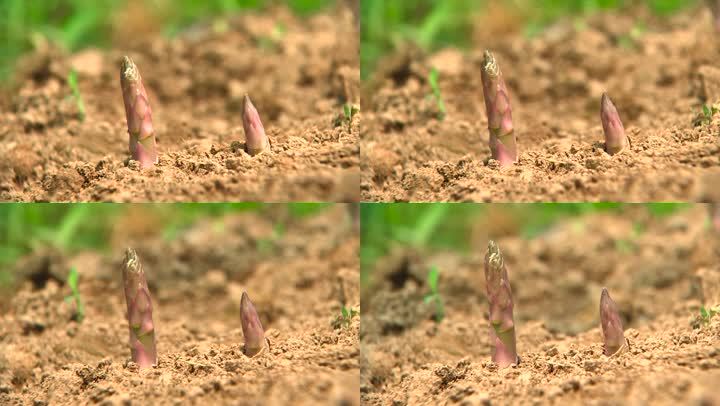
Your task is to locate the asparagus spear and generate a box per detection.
[600,288,627,356]
[481,50,518,166]
[241,94,271,156]
[121,248,157,368]
[600,93,628,155]
[120,56,159,169]
[240,291,267,357]
[484,240,518,368]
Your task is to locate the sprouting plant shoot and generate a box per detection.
[600,93,628,155]
[481,51,518,166]
[694,104,719,126]
[484,241,518,368]
[122,248,157,368]
[258,23,287,50]
[241,291,268,357]
[423,265,444,322]
[333,305,359,329]
[67,69,85,121]
[120,56,159,168]
[428,68,446,120]
[699,306,719,324]
[600,288,627,356]
[64,267,84,322]
[258,222,285,254]
[344,103,360,130]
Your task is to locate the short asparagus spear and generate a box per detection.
[121,248,157,368]
[240,291,267,356]
[481,50,518,166]
[600,93,628,155]
[484,240,518,368]
[120,56,159,169]
[600,288,627,356]
[242,94,271,156]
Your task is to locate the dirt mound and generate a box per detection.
[0,6,359,202]
[361,8,720,202]
[0,206,360,405]
[361,206,720,405]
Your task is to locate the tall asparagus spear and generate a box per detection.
[600,288,627,356]
[241,94,271,156]
[120,56,159,169]
[122,248,157,368]
[484,240,518,368]
[481,50,518,167]
[600,93,628,155]
[240,291,267,357]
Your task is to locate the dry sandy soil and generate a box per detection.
[362,7,720,202]
[361,205,720,405]
[0,205,360,405]
[0,5,359,202]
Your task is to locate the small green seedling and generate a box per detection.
[333,305,359,329]
[428,68,446,120]
[333,104,359,129]
[694,104,719,126]
[692,305,719,329]
[67,69,85,121]
[258,23,287,51]
[341,104,360,130]
[700,306,719,324]
[64,267,84,322]
[618,23,645,49]
[423,265,444,322]
[258,222,285,254]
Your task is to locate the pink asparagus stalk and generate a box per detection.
[481,50,518,166]
[240,291,267,356]
[121,248,157,368]
[241,94,271,156]
[711,204,720,231]
[600,288,627,356]
[600,93,628,155]
[120,56,158,169]
[484,240,518,368]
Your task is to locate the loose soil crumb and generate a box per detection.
[361,206,720,405]
[0,6,359,202]
[362,7,720,202]
[0,206,359,405]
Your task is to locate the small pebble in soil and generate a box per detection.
[583,360,599,372]
[561,379,580,392]
[459,392,491,406]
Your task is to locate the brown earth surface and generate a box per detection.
[0,6,359,202]
[361,205,720,405]
[0,205,360,405]
[361,7,720,202]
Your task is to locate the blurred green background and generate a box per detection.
[360,203,699,286]
[361,0,699,79]
[0,0,335,82]
[0,203,332,286]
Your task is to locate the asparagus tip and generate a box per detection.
[486,240,504,270]
[600,287,626,356]
[483,50,500,77]
[600,92,627,155]
[123,248,140,274]
[121,56,139,82]
[240,291,266,357]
